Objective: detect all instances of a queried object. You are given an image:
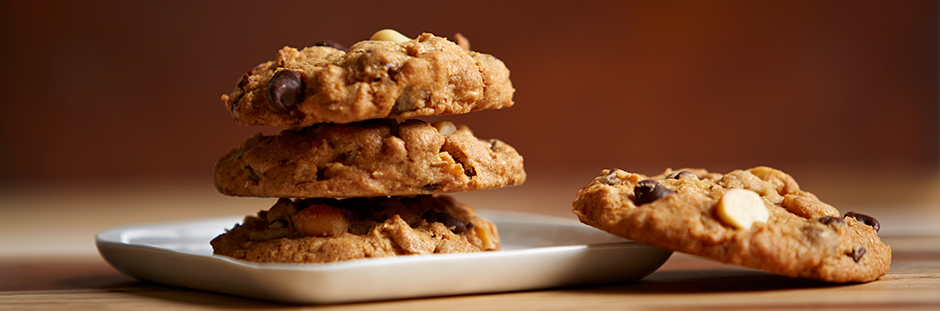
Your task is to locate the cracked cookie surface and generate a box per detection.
[221,33,514,126]
[211,195,500,263]
[572,166,891,283]
[213,119,525,198]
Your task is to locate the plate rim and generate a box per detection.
[95,211,673,303]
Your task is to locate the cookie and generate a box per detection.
[572,166,891,283]
[210,195,500,263]
[221,30,514,126]
[213,119,526,198]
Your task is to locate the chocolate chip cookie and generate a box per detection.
[221,31,514,126]
[572,166,891,283]
[213,119,526,198]
[211,195,500,263]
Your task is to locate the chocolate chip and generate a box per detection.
[817,215,846,226]
[313,40,346,51]
[845,211,880,232]
[849,246,867,263]
[423,210,472,234]
[266,69,305,111]
[634,179,676,205]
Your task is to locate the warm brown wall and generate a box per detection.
[0,0,937,183]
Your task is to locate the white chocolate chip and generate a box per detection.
[370,29,411,44]
[716,189,769,230]
[432,121,457,135]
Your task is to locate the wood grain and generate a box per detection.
[1,248,938,310]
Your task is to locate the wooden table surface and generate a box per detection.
[2,170,939,310]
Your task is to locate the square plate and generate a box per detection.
[96,210,672,304]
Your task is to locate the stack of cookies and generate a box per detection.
[210,29,525,263]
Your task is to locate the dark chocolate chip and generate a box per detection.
[313,40,346,51]
[849,246,867,263]
[817,215,846,226]
[422,210,471,234]
[266,69,305,111]
[845,211,880,232]
[634,179,676,205]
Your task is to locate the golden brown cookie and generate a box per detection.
[221,31,514,126]
[213,119,526,198]
[211,195,500,263]
[572,166,890,283]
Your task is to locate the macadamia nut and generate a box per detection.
[292,204,350,237]
[431,121,457,135]
[716,188,769,230]
[370,29,411,44]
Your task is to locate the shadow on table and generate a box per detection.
[566,268,845,294]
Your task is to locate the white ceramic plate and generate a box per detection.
[96,210,672,304]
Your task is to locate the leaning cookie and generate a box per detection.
[221,30,514,126]
[211,195,500,263]
[214,119,526,198]
[572,166,890,283]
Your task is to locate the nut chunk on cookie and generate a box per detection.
[572,166,891,283]
[211,195,500,263]
[221,29,515,126]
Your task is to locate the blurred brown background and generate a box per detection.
[1,0,937,188]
